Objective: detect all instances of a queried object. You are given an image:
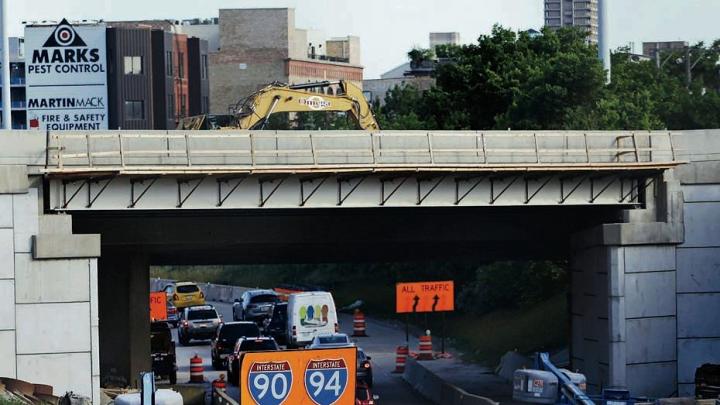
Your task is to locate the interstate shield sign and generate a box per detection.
[304,358,349,405]
[247,361,293,405]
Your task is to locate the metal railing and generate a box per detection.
[45,130,680,173]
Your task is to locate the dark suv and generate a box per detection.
[210,322,261,369]
[227,337,280,386]
[150,322,177,384]
[178,305,222,345]
[262,302,288,346]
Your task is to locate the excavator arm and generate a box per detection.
[233,80,380,131]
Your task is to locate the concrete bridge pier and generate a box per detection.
[0,165,101,403]
[571,153,720,398]
[98,249,151,387]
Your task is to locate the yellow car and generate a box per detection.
[168,282,206,309]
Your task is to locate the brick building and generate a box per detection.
[206,8,363,114]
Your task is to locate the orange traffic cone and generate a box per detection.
[417,330,434,361]
[190,353,204,383]
[393,345,409,373]
[352,309,368,337]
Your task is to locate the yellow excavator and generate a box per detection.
[178,80,380,131]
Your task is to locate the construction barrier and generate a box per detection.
[417,331,434,360]
[352,309,368,337]
[190,354,204,383]
[403,357,499,405]
[394,345,410,373]
[212,374,226,391]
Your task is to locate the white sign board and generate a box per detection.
[25,19,108,130]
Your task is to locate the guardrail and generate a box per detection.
[45,131,680,173]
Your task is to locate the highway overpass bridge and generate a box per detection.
[0,129,717,402]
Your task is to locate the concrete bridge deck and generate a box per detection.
[42,131,682,210]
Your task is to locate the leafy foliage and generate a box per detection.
[457,261,568,316]
[377,25,720,131]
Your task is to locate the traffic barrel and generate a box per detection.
[393,345,409,373]
[212,374,226,392]
[190,353,204,383]
[417,330,434,360]
[352,309,368,337]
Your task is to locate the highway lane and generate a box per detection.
[172,301,432,404]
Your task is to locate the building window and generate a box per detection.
[201,54,208,79]
[166,51,173,76]
[124,100,144,120]
[178,52,184,78]
[123,56,143,75]
[202,96,209,113]
[180,95,186,117]
[168,95,175,118]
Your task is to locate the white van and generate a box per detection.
[286,292,338,347]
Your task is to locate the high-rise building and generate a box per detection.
[544,0,599,44]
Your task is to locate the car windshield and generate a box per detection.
[220,324,260,341]
[249,294,278,304]
[240,340,277,351]
[318,335,348,344]
[177,285,199,293]
[188,309,217,320]
[357,350,367,361]
[355,388,369,400]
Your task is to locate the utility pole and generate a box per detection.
[1,0,11,130]
[598,0,611,83]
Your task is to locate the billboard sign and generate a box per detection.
[396,281,455,313]
[25,19,108,130]
[240,348,356,405]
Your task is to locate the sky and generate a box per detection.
[7,0,720,78]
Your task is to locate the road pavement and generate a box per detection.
[172,301,432,405]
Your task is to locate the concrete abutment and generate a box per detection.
[0,165,101,403]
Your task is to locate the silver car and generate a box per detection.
[178,305,222,345]
[233,290,280,323]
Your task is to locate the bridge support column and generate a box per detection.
[98,250,150,388]
[0,168,101,403]
[570,171,684,398]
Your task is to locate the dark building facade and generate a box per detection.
[106,28,154,129]
[187,37,210,117]
[106,22,209,130]
[151,30,175,130]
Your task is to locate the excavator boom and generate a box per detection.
[179,80,380,131]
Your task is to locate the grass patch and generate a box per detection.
[443,293,567,365]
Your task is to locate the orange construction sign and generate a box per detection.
[240,347,357,405]
[396,281,454,313]
[150,292,167,322]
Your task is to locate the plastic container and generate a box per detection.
[115,389,183,405]
[513,369,559,404]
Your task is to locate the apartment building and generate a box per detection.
[544,0,599,44]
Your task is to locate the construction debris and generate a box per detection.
[0,377,59,405]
